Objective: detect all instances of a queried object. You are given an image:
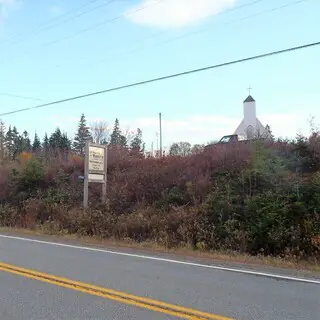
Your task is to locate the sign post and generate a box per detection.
[83,141,107,208]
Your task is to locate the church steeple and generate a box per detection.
[234,89,267,139]
[243,87,255,103]
[244,95,255,103]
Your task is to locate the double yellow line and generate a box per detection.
[0,262,233,320]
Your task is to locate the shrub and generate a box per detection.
[0,134,319,260]
[0,205,18,227]
[17,157,45,191]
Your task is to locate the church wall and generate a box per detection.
[243,101,257,130]
[233,96,268,139]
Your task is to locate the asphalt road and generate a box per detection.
[0,233,319,320]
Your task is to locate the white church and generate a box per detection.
[234,93,268,139]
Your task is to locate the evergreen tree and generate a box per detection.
[265,124,275,141]
[22,130,31,152]
[3,126,31,159]
[110,118,122,146]
[73,113,91,155]
[48,128,71,152]
[12,126,20,159]
[60,133,72,151]
[120,134,127,147]
[110,118,129,147]
[12,126,19,142]
[43,133,49,153]
[49,128,62,149]
[130,128,144,152]
[0,120,6,160]
[5,126,15,159]
[32,132,42,152]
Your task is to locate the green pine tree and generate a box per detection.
[5,126,21,159]
[60,133,71,151]
[120,134,127,147]
[48,128,71,154]
[110,118,122,146]
[43,133,49,154]
[265,124,275,141]
[32,133,42,152]
[12,126,20,159]
[130,128,144,152]
[0,119,6,160]
[73,113,91,155]
[22,130,31,152]
[49,128,62,149]
[5,126,14,159]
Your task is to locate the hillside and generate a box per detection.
[0,123,319,262]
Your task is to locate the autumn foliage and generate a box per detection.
[0,135,320,260]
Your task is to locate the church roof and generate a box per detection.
[244,95,255,103]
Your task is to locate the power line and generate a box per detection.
[40,0,164,49]
[7,0,117,46]
[50,0,310,70]
[22,0,305,69]
[122,0,309,59]
[36,0,103,27]
[68,0,267,65]
[2,0,103,44]
[4,0,164,61]
[6,0,267,67]
[1,40,319,117]
[0,93,42,101]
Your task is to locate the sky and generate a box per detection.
[0,0,320,151]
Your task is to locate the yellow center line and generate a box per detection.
[0,262,233,320]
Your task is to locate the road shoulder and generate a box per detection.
[0,227,319,281]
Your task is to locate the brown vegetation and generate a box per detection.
[0,135,320,262]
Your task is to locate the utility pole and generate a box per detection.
[83,140,89,208]
[156,132,158,150]
[159,112,162,157]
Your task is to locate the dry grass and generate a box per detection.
[1,227,319,275]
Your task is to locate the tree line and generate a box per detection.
[0,114,145,160]
[168,125,274,157]
[0,113,276,160]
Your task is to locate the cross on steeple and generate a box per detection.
[247,86,252,95]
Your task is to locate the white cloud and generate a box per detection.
[125,0,237,28]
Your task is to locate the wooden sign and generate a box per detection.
[83,142,107,208]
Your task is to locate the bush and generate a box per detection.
[0,136,319,260]
[0,205,18,227]
[17,158,45,191]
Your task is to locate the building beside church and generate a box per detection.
[234,94,267,139]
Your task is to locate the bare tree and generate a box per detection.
[122,126,135,146]
[169,141,192,156]
[0,119,6,160]
[308,115,319,135]
[191,144,204,154]
[90,120,111,145]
